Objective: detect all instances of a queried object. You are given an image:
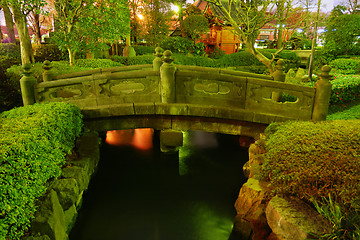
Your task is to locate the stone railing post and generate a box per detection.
[271,59,285,102]
[42,60,54,82]
[153,47,163,71]
[160,50,176,103]
[312,65,332,121]
[20,64,37,106]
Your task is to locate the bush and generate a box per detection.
[111,54,155,65]
[261,120,360,213]
[33,44,68,62]
[74,59,123,69]
[0,43,21,62]
[330,58,359,74]
[329,74,360,104]
[0,102,83,239]
[172,53,218,67]
[0,56,22,112]
[160,37,205,56]
[133,45,156,55]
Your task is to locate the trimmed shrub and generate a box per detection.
[329,74,360,104]
[160,37,205,56]
[74,59,123,69]
[330,58,360,74]
[111,54,155,65]
[33,44,68,62]
[261,120,360,213]
[0,102,83,239]
[133,45,156,55]
[172,53,218,67]
[0,43,21,62]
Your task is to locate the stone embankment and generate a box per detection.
[232,138,331,240]
[23,131,100,240]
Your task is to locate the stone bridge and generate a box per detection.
[20,49,332,140]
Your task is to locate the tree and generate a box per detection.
[1,4,16,43]
[52,0,130,65]
[182,14,209,41]
[323,6,360,56]
[5,0,43,64]
[142,0,172,46]
[207,0,295,75]
[341,0,360,13]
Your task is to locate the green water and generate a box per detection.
[69,130,249,240]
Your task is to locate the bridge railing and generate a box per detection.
[20,48,332,124]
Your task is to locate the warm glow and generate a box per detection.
[131,128,154,150]
[137,13,144,20]
[171,4,179,13]
[106,129,153,151]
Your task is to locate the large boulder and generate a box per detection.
[266,196,331,240]
[30,190,68,240]
[52,178,80,210]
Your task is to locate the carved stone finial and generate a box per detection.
[276,59,285,71]
[154,47,163,57]
[163,50,174,64]
[320,65,331,81]
[22,63,32,77]
[42,60,52,71]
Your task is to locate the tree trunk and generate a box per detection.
[68,47,76,66]
[13,7,34,64]
[2,4,16,43]
[33,11,42,45]
[246,39,275,76]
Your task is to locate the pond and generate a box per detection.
[69,129,250,240]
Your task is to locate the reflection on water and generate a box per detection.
[70,129,249,240]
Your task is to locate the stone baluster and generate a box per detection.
[271,59,285,102]
[312,65,332,121]
[153,47,163,71]
[20,64,36,106]
[160,50,176,103]
[42,60,54,82]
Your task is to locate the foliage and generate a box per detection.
[74,59,123,69]
[141,0,172,46]
[261,120,360,214]
[160,37,205,56]
[111,54,155,65]
[311,195,360,239]
[172,53,218,67]
[0,102,83,239]
[208,46,226,59]
[323,12,360,57]
[329,58,359,75]
[33,44,68,62]
[327,103,360,120]
[182,14,209,41]
[0,43,21,62]
[329,73,360,104]
[133,45,156,55]
[51,0,130,65]
[0,56,23,112]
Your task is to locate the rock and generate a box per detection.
[61,166,90,192]
[52,178,80,210]
[295,68,306,79]
[31,190,68,240]
[231,214,252,239]
[64,204,78,234]
[286,69,296,78]
[235,178,270,220]
[266,196,331,240]
[249,204,272,240]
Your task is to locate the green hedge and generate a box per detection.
[329,75,360,104]
[0,43,21,62]
[111,54,155,65]
[0,102,83,239]
[330,58,360,74]
[33,44,68,62]
[74,59,123,69]
[261,120,360,213]
[133,45,156,55]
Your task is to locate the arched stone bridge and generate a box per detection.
[21,50,332,139]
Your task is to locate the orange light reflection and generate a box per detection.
[106,129,153,151]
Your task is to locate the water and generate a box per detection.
[69,129,250,240]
